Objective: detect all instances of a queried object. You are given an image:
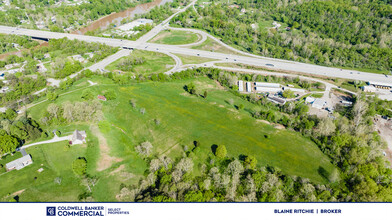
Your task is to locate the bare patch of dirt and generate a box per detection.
[151,31,170,42]
[374,116,392,164]
[209,102,216,105]
[90,125,122,171]
[110,164,125,175]
[110,164,135,181]
[11,189,25,197]
[214,80,225,90]
[194,81,214,89]
[274,124,285,130]
[257,120,270,125]
[218,105,225,108]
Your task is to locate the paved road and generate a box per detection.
[0,25,391,84]
[19,135,71,150]
[88,49,130,72]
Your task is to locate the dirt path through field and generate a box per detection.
[90,125,122,171]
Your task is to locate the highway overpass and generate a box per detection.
[1,25,392,85]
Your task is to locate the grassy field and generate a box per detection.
[5,75,339,201]
[190,37,244,55]
[149,29,201,45]
[0,141,86,201]
[174,53,218,65]
[30,75,336,182]
[106,50,175,75]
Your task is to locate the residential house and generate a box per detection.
[5,155,33,171]
[71,130,87,145]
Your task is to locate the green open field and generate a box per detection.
[106,50,175,75]
[190,37,243,55]
[1,74,338,201]
[149,29,201,45]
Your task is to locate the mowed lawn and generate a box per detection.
[149,29,201,45]
[106,50,175,75]
[0,141,86,201]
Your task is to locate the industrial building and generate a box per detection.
[238,80,244,92]
[246,82,252,92]
[254,82,281,88]
[367,81,392,90]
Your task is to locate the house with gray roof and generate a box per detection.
[5,155,33,171]
[71,130,87,145]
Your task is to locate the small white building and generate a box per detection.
[72,55,86,63]
[272,21,281,29]
[282,87,306,93]
[362,86,378,93]
[6,155,33,171]
[71,130,87,145]
[305,96,316,104]
[246,82,252,92]
[118,19,153,31]
[254,82,281,88]
[37,63,47,73]
[0,86,10,93]
[255,87,282,93]
[238,80,244,92]
[312,98,327,109]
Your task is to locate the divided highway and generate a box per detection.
[0,25,391,85]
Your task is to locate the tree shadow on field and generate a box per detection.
[318,166,330,182]
[211,144,218,155]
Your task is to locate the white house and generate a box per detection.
[6,155,33,171]
[71,130,87,145]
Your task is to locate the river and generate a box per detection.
[74,0,173,35]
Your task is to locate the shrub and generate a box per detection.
[72,157,87,176]
[215,145,227,158]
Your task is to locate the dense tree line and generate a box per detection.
[0,111,42,155]
[0,34,39,54]
[0,75,46,105]
[40,99,104,126]
[172,0,392,72]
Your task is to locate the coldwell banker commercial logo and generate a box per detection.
[46,207,56,216]
[45,205,130,217]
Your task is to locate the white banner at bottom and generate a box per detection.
[0,203,389,220]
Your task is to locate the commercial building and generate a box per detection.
[367,81,392,90]
[267,95,286,105]
[312,98,327,110]
[254,82,281,88]
[255,87,282,93]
